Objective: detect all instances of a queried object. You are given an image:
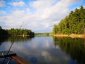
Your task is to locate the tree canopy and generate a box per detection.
[0,26,9,37]
[7,28,34,37]
[53,6,85,34]
[0,26,34,37]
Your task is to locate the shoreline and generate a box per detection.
[53,34,85,38]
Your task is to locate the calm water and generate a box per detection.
[0,36,85,64]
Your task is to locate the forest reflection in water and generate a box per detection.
[54,37,85,64]
[0,36,33,64]
[0,36,33,43]
[0,36,85,64]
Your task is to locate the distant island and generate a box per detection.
[35,33,50,36]
[0,26,34,38]
[52,6,85,38]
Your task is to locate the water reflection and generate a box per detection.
[0,37,72,64]
[0,36,33,64]
[0,36,85,64]
[8,36,33,42]
[54,37,85,64]
[0,37,8,45]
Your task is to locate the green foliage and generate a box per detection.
[0,26,9,37]
[0,26,2,30]
[53,6,85,34]
[0,26,34,38]
[35,33,50,36]
[0,26,34,43]
[7,28,34,37]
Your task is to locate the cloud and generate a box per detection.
[0,0,81,32]
[11,1,25,6]
[0,0,5,7]
[0,11,6,14]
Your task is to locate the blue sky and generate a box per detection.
[0,0,85,32]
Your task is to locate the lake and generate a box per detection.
[0,36,85,64]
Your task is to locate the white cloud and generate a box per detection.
[30,0,56,9]
[0,11,6,14]
[0,0,80,32]
[11,1,25,6]
[0,0,5,7]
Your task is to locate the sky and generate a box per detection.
[0,0,85,33]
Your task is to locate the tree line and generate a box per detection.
[35,33,50,36]
[0,26,34,37]
[53,6,85,34]
[0,26,9,37]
